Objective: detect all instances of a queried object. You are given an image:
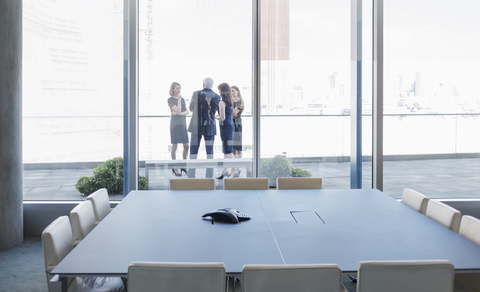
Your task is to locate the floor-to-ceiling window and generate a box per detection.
[259,0,353,188]
[383,0,480,199]
[23,0,123,200]
[22,0,480,199]
[138,0,253,189]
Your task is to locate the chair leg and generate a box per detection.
[121,277,128,291]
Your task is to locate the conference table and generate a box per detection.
[52,189,480,290]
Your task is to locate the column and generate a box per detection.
[0,0,23,249]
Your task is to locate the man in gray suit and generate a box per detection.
[187,77,220,178]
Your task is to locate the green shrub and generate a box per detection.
[75,157,147,195]
[292,167,312,177]
[259,155,313,187]
[75,176,98,196]
[93,157,124,194]
[260,155,293,187]
[139,176,147,191]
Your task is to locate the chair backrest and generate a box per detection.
[276,177,322,190]
[42,216,75,291]
[224,178,269,190]
[87,188,112,225]
[128,262,226,292]
[357,260,454,292]
[425,200,462,233]
[70,200,96,246]
[242,264,345,292]
[401,188,429,215]
[170,178,215,190]
[459,215,480,246]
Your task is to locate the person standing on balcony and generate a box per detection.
[216,83,235,179]
[230,85,244,178]
[187,77,220,178]
[168,82,189,176]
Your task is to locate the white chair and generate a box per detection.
[401,188,429,215]
[276,177,322,190]
[224,178,269,190]
[459,215,480,246]
[87,188,112,225]
[70,200,96,246]
[454,215,480,292]
[170,178,215,190]
[42,216,125,292]
[357,260,455,292]
[241,264,347,292]
[127,262,226,292]
[425,200,462,233]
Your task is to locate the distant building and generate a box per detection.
[261,0,291,114]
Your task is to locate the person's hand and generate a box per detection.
[171,105,179,115]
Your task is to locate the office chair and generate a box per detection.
[454,215,480,292]
[170,178,215,190]
[425,200,462,233]
[224,178,269,190]
[127,261,226,292]
[276,177,322,190]
[357,260,454,292]
[401,188,429,215]
[87,188,112,225]
[42,216,125,292]
[70,200,96,246]
[241,264,347,292]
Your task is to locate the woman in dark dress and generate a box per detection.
[230,85,244,178]
[167,82,189,176]
[216,83,234,179]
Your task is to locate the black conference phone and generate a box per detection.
[202,208,251,224]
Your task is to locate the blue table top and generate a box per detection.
[52,189,480,276]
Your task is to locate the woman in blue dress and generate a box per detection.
[216,83,234,179]
[167,82,189,176]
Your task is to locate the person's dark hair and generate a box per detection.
[218,83,233,106]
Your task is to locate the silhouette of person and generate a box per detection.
[230,85,244,178]
[187,77,220,178]
[216,83,235,179]
[167,82,189,177]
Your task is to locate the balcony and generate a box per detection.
[23,155,480,201]
[22,113,480,201]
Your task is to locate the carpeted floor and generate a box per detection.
[0,236,47,292]
[0,236,357,292]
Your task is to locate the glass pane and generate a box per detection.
[139,0,253,189]
[23,0,124,200]
[384,0,480,198]
[260,0,351,188]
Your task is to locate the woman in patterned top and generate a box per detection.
[230,85,244,178]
